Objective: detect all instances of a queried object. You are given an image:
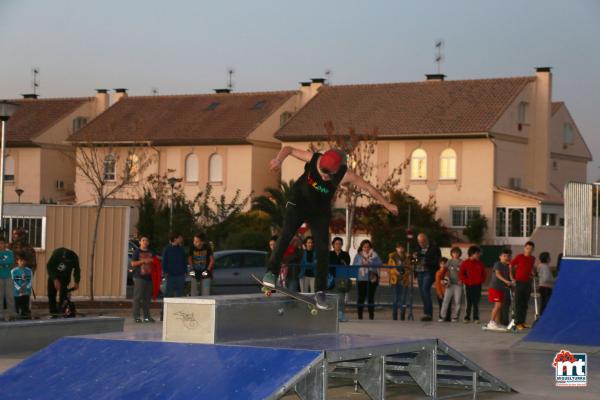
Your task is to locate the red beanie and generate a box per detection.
[319,149,346,173]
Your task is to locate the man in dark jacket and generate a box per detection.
[46,247,80,315]
[162,234,187,297]
[413,233,441,321]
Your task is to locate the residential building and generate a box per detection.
[69,83,321,209]
[1,91,109,205]
[275,68,592,245]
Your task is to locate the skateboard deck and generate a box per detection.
[251,274,330,315]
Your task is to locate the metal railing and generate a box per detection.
[564,182,600,257]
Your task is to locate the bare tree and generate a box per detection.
[72,143,155,300]
[313,122,408,251]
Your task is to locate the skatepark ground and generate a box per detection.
[1,303,597,399]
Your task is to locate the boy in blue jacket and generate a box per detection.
[0,237,16,321]
[12,252,33,317]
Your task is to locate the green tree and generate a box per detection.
[463,214,488,244]
[251,180,295,233]
[363,190,451,257]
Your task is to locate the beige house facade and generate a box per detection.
[70,82,323,208]
[276,68,592,245]
[2,92,109,204]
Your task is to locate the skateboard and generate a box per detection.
[251,274,330,315]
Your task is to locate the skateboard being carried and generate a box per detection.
[251,274,331,316]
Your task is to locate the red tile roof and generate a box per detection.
[276,77,534,141]
[551,101,564,116]
[69,91,296,145]
[3,98,92,145]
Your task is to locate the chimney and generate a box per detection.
[425,74,446,81]
[213,88,231,94]
[307,78,325,100]
[113,88,128,102]
[95,89,110,115]
[21,93,39,99]
[527,67,552,193]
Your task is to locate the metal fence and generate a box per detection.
[564,182,600,257]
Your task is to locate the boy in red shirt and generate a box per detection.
[459,246,487,324]
[510,241,536,331]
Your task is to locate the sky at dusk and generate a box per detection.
[1,0,598,179]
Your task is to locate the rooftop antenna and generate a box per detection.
[227,68,235,91]
[151,87,159,96]
[435,40,444,75]
[32,67,40,95]
[325,69,332,85]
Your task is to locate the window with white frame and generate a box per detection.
[410,148,427,180]
[563,123,574,146]
[1,216,46,249]
[185,153,199,182]
[208,153,223,183]
[103,154,116,181]
[518,102,528,124]
[439,148,457,180]
[451,206,480,227]
[124,153,140,182]
[72,117,88,133]
[4,156,15,182]
[496,207,537,237]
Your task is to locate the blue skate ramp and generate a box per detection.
[0,337,322,400]
[524,257,600,347]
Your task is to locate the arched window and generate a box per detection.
[208,153,223,183]
[4,156,15,182]
[410,149,427,180]
[125,153,140,182]
[185,153,199,182]
[439,148,457,180]
[103,154,116,181]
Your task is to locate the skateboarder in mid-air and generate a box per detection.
[263,146,399,310]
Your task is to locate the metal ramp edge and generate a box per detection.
[326,338,515,400]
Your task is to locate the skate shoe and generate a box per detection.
[261,272,277,289]
[315,291,328,310]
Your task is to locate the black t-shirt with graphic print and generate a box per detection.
[291,153,347,214]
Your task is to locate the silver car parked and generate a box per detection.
[210,250,268,295]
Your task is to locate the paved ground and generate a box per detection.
[1,305,598,399]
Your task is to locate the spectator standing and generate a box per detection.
[46,247,80,316]
[189,233,215,296]
[131,236,155,323]
[11,252,33,318]
[330,236,351,322]
[536,252,554,315]
[486,249,513,330]
[440,247,462,322]
[435,257,449,321]
[459,246,486,324]
[510,241,536,331]
[354,239,382,320]
[388,243,410,321]
[162,234,187,297]
[10,228,37,272]
[413,233,441,322]
[300,236,317,293]
[0,238,15,321]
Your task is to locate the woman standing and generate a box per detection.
[131,236,155,323]
[354,239,382,320]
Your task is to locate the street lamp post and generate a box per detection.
[0,101,19,229]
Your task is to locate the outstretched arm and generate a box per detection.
[341,170,398,215]
[270,146,312,172]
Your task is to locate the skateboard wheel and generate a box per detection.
[265,290,272,297]
[310,308,318,316]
